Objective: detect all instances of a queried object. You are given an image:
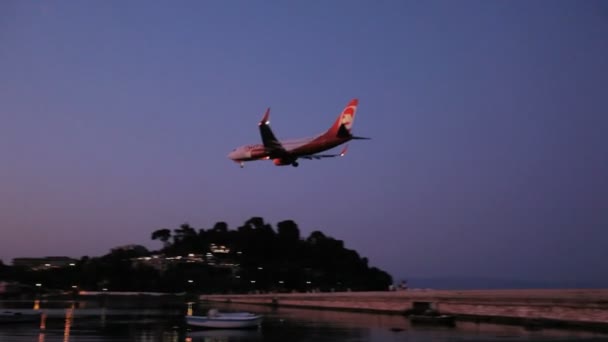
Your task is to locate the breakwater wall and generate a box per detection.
[200,289,608,331]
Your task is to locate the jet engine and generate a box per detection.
[273,158,299,167]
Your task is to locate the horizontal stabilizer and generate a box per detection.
[300,145,349,160]
[337,123,370,140]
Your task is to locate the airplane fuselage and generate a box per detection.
[229,135,349,162]
[227,99,365,167]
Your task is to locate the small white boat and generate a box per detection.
[185,309,262,329]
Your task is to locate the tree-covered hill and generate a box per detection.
[150,217,392,293]
[1,217,392,295]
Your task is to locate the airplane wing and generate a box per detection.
[258,108,288,156]
[300,145,348,160]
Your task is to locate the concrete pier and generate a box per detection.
[200,289,608,331]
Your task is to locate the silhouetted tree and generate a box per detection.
[212,222,228,233]
[151,229,172,248]
[172,223,196,244]
[277,220,300,242]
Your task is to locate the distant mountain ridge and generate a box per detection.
[398,276,604,290]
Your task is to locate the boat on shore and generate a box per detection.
[409,313,455,326]
[0,310,41,324]
[185,309,262,329]
[408,307,455,326]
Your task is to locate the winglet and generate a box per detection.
[259,107,270,126]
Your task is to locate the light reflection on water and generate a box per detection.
[0,299,607,342]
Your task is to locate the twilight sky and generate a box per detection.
[1,1,607,287]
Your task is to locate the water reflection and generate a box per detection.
[40,311,47,330]
[0,299,607,342]
[186,328,262,342]
[100,306,106,328]
[161,330,180,342]
[63,301,75,342]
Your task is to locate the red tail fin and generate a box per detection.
[325,99,358,138]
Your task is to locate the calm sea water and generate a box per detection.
[1,298,607,342]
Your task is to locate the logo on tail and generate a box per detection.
[341,108,355,130]
[339,100,357,131]
[326,99,358,138]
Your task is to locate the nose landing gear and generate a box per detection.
[291,161,299,167]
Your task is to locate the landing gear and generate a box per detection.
[239,162,244,168]
[291,161,299,167]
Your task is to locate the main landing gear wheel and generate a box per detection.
[292,162,299,167]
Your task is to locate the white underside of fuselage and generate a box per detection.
[229,133,343,163]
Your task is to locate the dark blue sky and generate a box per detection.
[1,1,607,287]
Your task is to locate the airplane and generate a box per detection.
[227,98,370,167]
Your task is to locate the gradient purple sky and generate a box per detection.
[1,1,607,287]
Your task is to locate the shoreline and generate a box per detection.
[200,289,608,333]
